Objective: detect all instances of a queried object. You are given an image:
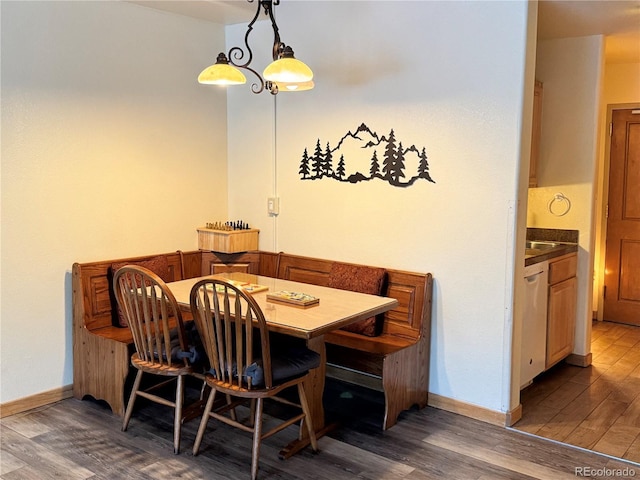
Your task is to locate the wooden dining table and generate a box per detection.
[166,271,398,457]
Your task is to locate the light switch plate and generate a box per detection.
[267,197,280,215]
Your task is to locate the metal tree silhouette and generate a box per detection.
[299,148,311,179]
[336,154,346,179]
[417,147,434,182]
[382,129,397,181]
[311,140,323,178]
[370,150,380,178]
[322,142,334,177]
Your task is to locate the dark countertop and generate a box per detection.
[525,242,578,266]
[525,227,579,266]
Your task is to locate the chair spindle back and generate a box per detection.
[113,266,188,368]
[190,279,272,390]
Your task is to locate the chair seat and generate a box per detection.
[131,354,193,376]
[208,344,320,388]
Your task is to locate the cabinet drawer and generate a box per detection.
[549,254,577,285]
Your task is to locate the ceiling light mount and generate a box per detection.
[198,0,313,95]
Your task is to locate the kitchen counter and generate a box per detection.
[525,242,578,266]
[525,227,579,266]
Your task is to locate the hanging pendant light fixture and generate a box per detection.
[198,0,313,95]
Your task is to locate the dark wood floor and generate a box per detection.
[2,376,638,479]
[514,320,640,463]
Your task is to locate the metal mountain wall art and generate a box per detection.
[298,123,435,187]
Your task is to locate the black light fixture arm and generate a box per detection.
[263,0,284,62]
[225,0,284,95]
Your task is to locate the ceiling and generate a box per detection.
[127,0,255,25]
[539,0,640,64]
[128,0,640,64]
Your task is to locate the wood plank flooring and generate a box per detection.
[514,320,640,463]
[2,376,638,479]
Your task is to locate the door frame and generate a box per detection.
[594,103,640,321]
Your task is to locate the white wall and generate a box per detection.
[0,1,229,403]
[593,61,640,318]
[228,1,531,413]
[527,36,605,357]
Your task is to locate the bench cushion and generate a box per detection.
[110,256,172,327]
[148,324,203,364]
[328,263,386,336]
[245,344,320,387]
[209,344,320,388]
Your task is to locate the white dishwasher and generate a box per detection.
[520,260,549,388]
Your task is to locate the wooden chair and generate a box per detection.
[113,265,200,454]
[190,278,319,480]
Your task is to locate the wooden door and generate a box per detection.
[604,109,640,325]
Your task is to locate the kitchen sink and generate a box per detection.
[526,240,561,251]
[525,238,577,264]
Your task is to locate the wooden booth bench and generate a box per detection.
[72,250,432,429]
[276,253,433,429]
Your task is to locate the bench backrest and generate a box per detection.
[72,250,202,331]
[277,253,432,340]
[73,250,279,332]
[73,249,432,341]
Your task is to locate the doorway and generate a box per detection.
[514,105,640,463]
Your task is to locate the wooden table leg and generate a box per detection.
[279,335,328,459]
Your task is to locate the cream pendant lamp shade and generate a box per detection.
[198,53,246,85]
[263,46,313,83]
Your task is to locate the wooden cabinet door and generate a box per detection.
[546,276,577,369]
